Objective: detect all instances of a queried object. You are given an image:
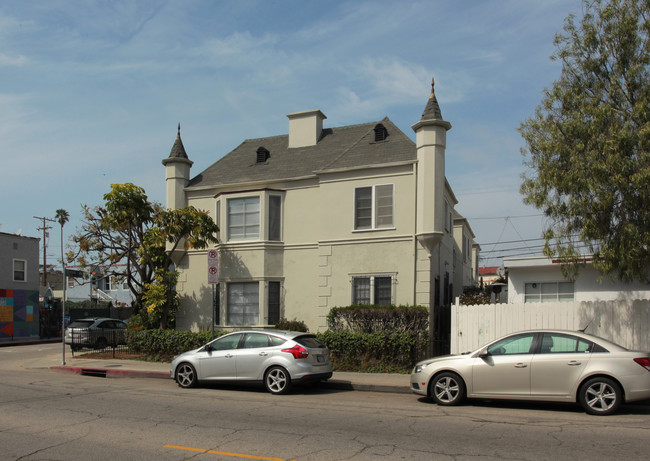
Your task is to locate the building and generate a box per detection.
[505,256,650,303]
[163,78,479,349]
[0,232,41,340]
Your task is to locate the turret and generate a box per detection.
[162,124,193,210]
[412,78,452,254]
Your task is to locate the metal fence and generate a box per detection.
[68,329,131,357]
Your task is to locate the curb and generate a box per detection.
[49,365,409,394]
[51,366,169,380]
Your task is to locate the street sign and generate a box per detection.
[65,269,84,278]
[208,249,219,284]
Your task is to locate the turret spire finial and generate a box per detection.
[177,123,181,137]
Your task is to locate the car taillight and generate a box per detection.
[633,357,650,371]
[282,345,309,359]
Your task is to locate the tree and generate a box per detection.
[519,0,650,282]
[70,183,219,328]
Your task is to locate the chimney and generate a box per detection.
[286,109,326,148]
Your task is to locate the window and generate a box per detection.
[268,195,282,241]
[268,281,281,325]
[487,333,535,356]
[228,197,260,240]
[444,201,450,232]
[242,333,270,349]
[524,282,574,303]
[354,185,393,230]
[210,333,243,351]
[227,282,259,325]
[539,333,593,354]
[352,276,393,305]
[373,123,388,142]
[13,259,26,282]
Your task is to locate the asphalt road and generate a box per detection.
[1,344,649,460]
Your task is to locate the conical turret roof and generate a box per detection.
[169,123,188,159]
[420,78,443,121]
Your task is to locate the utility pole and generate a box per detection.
[34,216,56,287]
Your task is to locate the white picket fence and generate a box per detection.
[451,299,650,354]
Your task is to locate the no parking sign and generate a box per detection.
[208,249,219,284]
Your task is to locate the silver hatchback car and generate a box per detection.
[411,330,650,415]
[170,330,333,394]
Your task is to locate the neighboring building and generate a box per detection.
[163,78,479,350]
[504,256,650,303]
[65,265,135,307]
[453,212,478,292]
[478,266,501,286]
[0,232,41,340]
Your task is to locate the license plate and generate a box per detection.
[317,355,324,363]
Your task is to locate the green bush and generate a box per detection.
[274,318,309,332]
[317,330,425,373]
[326,305,428,334]
[126,329,220,360]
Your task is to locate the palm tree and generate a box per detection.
[55,209,69,365]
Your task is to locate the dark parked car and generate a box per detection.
[64,317,128,351]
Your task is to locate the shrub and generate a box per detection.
[316,330,425,373]
[126,329,220,361]
[274,318,309,332]
[326,305,428,334]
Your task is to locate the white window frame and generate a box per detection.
[524,281,574,303]
[227,196,261,241]
[227,282,260,325]
[13,259,26,282]
[353,184,394,231]
[350,274,395,305]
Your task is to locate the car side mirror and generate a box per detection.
[478,347,489,358]
[204,344,213,352]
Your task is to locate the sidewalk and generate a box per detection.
[6,338,411,394]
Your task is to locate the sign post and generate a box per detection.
[208,249,219,339]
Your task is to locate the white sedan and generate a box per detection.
[411,330,650,415]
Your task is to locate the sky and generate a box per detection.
[0,0,586,268]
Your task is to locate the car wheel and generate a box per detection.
[430,372,466,406]
[265,366,292,395]
[579,377,622,415]
[95,337,108,350]
[176,363,198,388]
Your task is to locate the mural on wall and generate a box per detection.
[0,289,40,339]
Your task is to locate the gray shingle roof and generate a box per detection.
[187,117,416,188]
[168,123,189,160]
[420,78,443,121]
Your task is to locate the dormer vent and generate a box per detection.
[374,123,388,142]
[256,146,270,163]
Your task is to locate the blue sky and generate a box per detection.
[0,0,585,267]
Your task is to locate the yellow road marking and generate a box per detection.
[164,444,294,461]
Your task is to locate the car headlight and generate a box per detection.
[414,362,431,374]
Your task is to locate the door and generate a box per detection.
[471,333,536,396]
[236,333,274,380]
[198,333,243,381]
[530,333,591,397]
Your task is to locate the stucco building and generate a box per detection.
[0,232,41,340]
[163,79,479,348]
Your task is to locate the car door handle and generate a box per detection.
[568,360,582,366]
[514,363,528,368]
[224,353,234,359]
[259,352,268,356]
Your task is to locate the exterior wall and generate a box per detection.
[0,233,41,339]
[506,258,650,303]
[451,299,650,354]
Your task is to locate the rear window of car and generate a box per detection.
[68,320,94,328]
[294,335,326,348]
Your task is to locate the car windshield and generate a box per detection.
[67,320,94,328]
[294,335,326,348]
